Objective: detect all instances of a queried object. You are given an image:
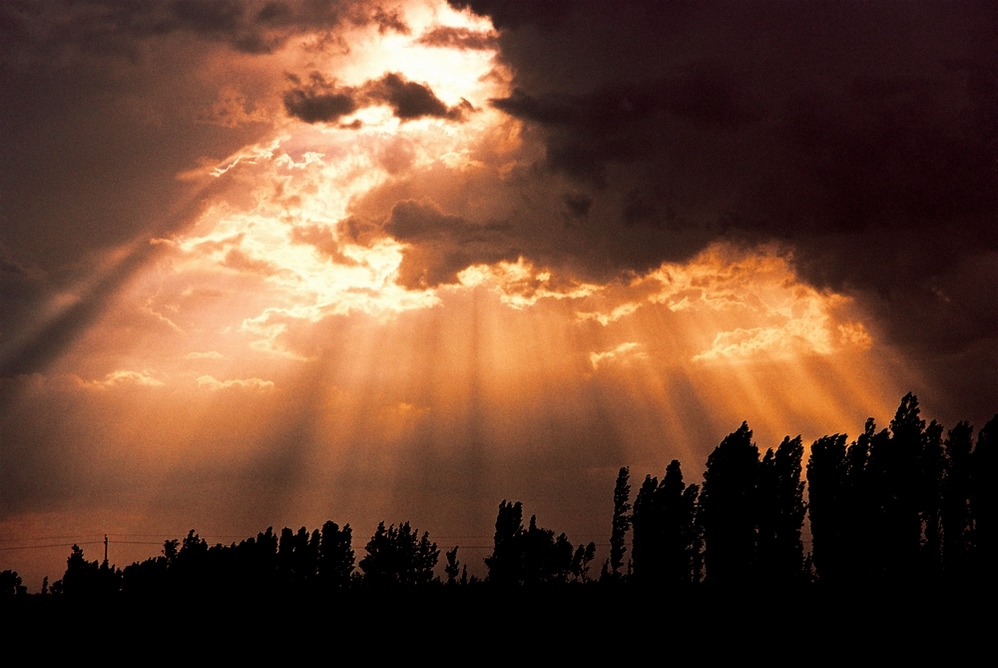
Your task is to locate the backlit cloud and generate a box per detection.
[82,370,166,389]
[196,375,275,391]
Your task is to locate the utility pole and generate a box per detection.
[104,534,109,565]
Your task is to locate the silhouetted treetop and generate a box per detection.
[360,521,439,587]
[701,422,760,585]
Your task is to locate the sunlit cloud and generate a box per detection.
[80,370,166,389]
[458,258,598,309]
[590,342,647,370]
[196,375,275,391]
[186,351,226,360]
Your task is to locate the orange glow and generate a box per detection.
[0,0,928,590]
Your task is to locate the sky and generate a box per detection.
[1,0,995,589]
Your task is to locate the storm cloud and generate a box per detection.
[384,199,518,288]
[436,0,997,369]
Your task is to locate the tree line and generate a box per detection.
[2,393,994,598]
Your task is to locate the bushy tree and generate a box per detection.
[0,570,26,597]
[56,544,120,597]
[318,521,354,588]
[485,501,576,585]
[360,522,439,586]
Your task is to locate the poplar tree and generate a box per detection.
[700,422,759,586]
[608,467,631,578]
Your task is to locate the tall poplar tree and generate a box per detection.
[608,467,631,578]
[700,422,760,586]
[756,436,806,584]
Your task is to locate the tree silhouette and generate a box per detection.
[444,546,461,585]
[608,467,631,579]
[807,433,848,584]
[570,541,597,582]
[631,460,699,586]
[941,421,974,581]
[318,521,354,589]
[756,436,806,585]
[485,501,578,585]
[700,422,759,586]
[277,526,321,591]
[56,544,120,597]
[521,515,574,585]
[869,393,926,582]
[121,538,177,597]
[359,521,439,586]
[971,414,997,584]
[0,570,26,597]
[918,420,945,578]
[843,419,880,583]
[485,500,524,586]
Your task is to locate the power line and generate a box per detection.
[0,534,105,544]
[0,540,105,552]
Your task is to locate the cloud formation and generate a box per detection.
[283,73,360,123]
[283,71,473,124]
[440,0,997,368]
[0,0,370,56]
[416,25,497,50]
[384,199,517,288]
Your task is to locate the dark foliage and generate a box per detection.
[630,460,699,586]
[485,501,577,586]
[700,422,760,585]
[359,521,439,587]
[607,466,631,579]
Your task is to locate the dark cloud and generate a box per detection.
[366,73,472,121]
[367,73,450,120]
[0,0,361,58]
[283,71,472,123]
[562,193,592,219]
[448,0,572,31]
[491,67,756,185]
[283,72,359,123]
[384,200,517,288]
[441,0,998,368]
[416,26,497,50]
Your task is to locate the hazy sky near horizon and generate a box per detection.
[1,0,995,588]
